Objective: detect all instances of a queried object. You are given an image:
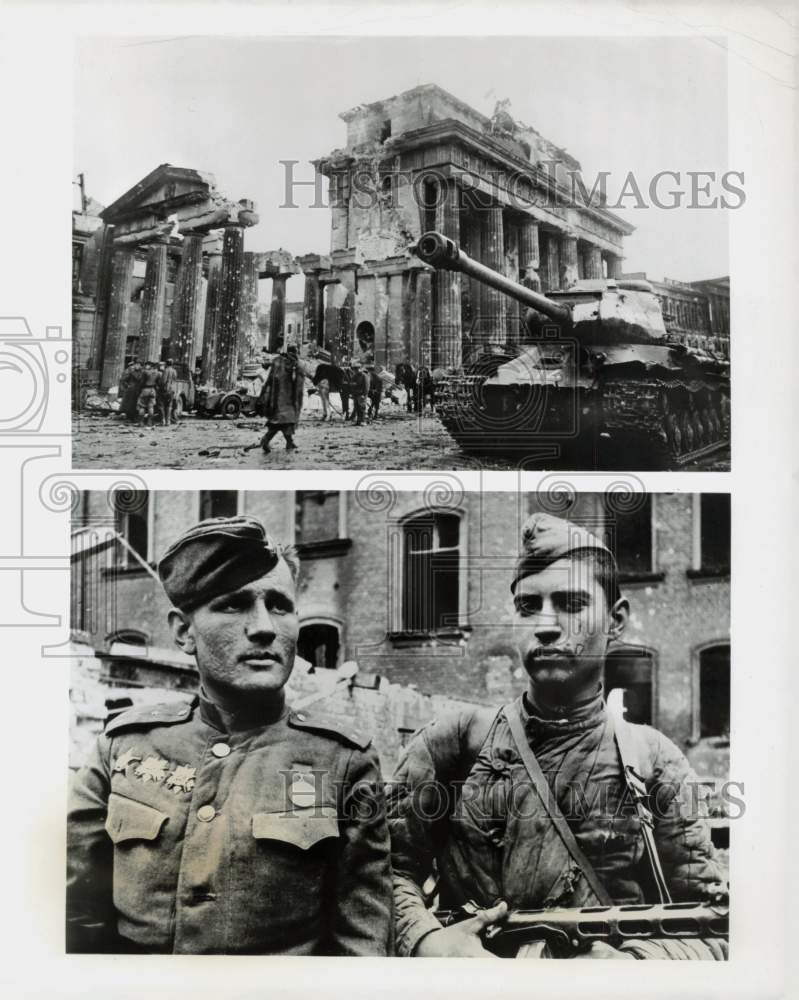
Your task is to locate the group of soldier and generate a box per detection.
[117,358,180,428]
[67,510,728,958]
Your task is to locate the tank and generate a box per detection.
[412,231,730,469]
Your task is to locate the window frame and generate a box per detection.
[691,639,731,743]
[390,506,468,641]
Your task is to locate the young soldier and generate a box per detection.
[388,512,727,959]
[67,515,393,955]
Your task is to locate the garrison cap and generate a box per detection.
[511,512,613,593]
[158,515,283,612]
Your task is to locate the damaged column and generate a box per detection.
[200,236,223,384]
[213,225,245,388]
[584,245,603,280]
[169,234,204,371]
[138,237,169,363]
[519,219,541,291]
[100,245,135,391]
[297,254,330,352]
[433,178,462,368]
[559,232,579,289]
[239,252,260,360]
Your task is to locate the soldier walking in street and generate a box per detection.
[260,346,305,453]
[67,515,394,955]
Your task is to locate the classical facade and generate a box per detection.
[313,84,634,367]
[72,165,301,399]
[70,488,730,835]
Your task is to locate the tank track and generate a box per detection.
[434,374,729,469]
[602,380,730,468]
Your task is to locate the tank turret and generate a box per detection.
[411,231,730,470]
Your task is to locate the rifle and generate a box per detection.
[434,899,729,958]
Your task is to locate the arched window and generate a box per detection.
[604,645,654,725]
[402,511,461,634]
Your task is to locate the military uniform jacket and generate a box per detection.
[67,695,393,955]
[388,692,727,958]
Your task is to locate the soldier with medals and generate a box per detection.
[67,515,393,955]
[388,513,728,959]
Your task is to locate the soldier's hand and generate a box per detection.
[414,901,508,957]
[583,941,635,959]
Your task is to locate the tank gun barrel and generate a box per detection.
[412,231,571,323]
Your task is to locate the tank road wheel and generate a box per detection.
[680,410,695,453]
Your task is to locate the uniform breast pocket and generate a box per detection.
[252,807,339,852]
[105,793,172,922]
[105,792,169,845]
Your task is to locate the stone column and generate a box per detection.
[169,234,204,370]
[138,239,169,363]
[541,233,560,293]
[239,253,260,360]
[584,245,603,280]
[374,274,390,367]
[605,253,622,279]
[505,223,520,346]
[461,215,482,358]
[302,270,323,349]
[268,274,289,352]
[408,266,433,369]
[89,224,115,372]
[559,233,579,289]
[213,225,245,389]
[100,246,135,391]
[200,249,222,384]
[478,204,506,349]
[330,171,350,252]
[518,218,540,290]
[433,179,462,368]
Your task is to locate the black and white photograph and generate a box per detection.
[72,36,731,471]
[0,0,795,996]
[68,487,730,957]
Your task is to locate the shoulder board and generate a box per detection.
[105,696,197,736]
[288,710,372,751]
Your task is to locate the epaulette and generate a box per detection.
[105,696,198,736]
[288,709,372,751]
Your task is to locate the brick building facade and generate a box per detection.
[70,489,730,790]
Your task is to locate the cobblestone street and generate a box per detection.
[73,399,730,471]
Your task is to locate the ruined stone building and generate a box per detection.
[70,488,731,841]
[312,84,634,368]
[624,272,730,358]
[71,165,299,401]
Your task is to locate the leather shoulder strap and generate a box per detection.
[609,715,672,904]
[503,703,612,906]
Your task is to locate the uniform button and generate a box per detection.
[197,805,216,822]
[211,742,230,758]
[296,713,306,722]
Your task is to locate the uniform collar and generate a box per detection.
[517,685,606,737]
[198,688,288,733]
